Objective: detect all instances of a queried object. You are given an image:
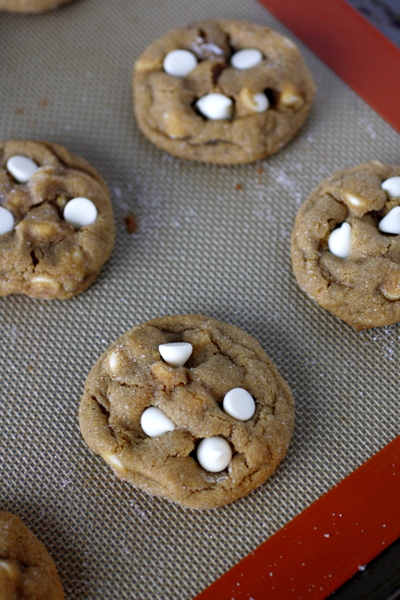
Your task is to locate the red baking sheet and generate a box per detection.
[195,435,400,599]
[194,2,400,597]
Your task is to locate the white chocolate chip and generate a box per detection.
[231,48,263,70]
[381,176,400,198]
[378,207,400,234]
[163,49,198,77]
[162,110,188,139]
[103,453,124,470]
[238,88,269,114]
[158,342,193,367]
[280,83,304,108]
[346,193,362,207]
[30,276,61,291]
[197,437,232,472]
[0,560,17,577]
[328,223,351,258]
[196,93,232,120]
[135,56,164,72]
[108,351,120,374]
[6,155,39,183]
[63,197,98,228]
[26,221,58,239]
[0,206,15,235]
[253,92,269,113]
[380,277,400,300]
[141,406,176,438]
[223,388,256,421]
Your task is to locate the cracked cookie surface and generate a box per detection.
[0,140,114,299]
[0,0,72,11]
[79,314,294,509]
[133,19,316,164]
[291,161,400,329]
[0,511,64,600]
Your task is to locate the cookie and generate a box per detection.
[291,161,400,329]
[0,140,114,299]
[133,19,316,164]
[0,511,64,599]
[79,314,294,509]
[0,0,72,12]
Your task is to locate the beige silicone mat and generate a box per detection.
[0,0,399,598]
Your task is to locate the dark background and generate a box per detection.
[346,0,400,48]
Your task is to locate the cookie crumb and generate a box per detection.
[27,364,33,372]
[125,214,138,234]
[235,183,244,191]
[39,98,49,108]
[14,108,24,115]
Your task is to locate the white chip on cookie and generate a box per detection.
[196,93,233,120]
[381,177,400,198]
[30,276,61,292]
[0,207,15,235]
[108,351,120,374]
[252,92,269,113]
[159,342,192,367]
[223,388,255,421]
[0,560,17,577]
[197,436,232,472]
[163,49,198,77]
[379,207,400,235]
[63,197,98,228]
[346,193,362,207]
[103,452,124,471]
[328,222,351,258]
[231,48,263,70]
[6,155,39,183]
[141,406,176,437]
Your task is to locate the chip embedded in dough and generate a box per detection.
[79,314,295,509]
[291,161,400,329]
[133,19,316,164]
[0,140,115,299]
[0,0,72,12]
[0,511,64,599]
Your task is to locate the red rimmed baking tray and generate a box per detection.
[1,1,400,599]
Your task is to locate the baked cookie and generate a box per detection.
[0,0,72,12]
[291,161,400,329]
[0,140,114,299]
[0,511,64,599]
[79,314,294,509]
[133,19,315,164]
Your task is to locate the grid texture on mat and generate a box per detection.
[0,0,399,598]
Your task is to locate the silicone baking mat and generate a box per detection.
[0,0,399,599]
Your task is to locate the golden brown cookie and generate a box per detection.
[0,140,114,299]
[0,0,72,12]
[133,19,316,164]
[0,511,64,600]
[79,314,294,509]
[291,161,400,329]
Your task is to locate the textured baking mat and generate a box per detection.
[0,0,399,599]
